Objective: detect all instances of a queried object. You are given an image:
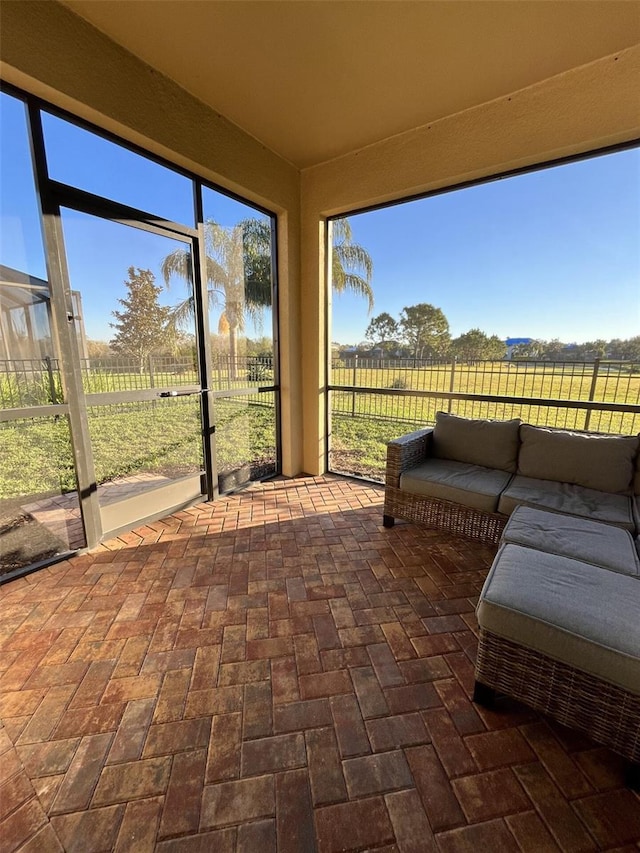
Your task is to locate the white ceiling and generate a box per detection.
[62,1,640,169]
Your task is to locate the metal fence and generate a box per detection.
[0,357,62,408]
[330,357,640,433]
[329,357,640,480]
[0,355,276,407]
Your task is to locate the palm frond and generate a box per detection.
[161,248,192,288]
[332,218,353,243]
[167,297,195,331]
[331,218,375,312]
[333,244,373,280]
[333,273,374,312]
[204,255,229,290]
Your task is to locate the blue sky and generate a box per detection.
[1,90,639,348]
[0,92,271,342]
[333,148,640,345]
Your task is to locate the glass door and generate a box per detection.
[59,209,207,538]
[202,187,279,493]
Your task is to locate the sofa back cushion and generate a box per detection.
[518,424,638,494]
[634,441,640,495]
[432,412,521,473]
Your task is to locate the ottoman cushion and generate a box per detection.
[476,544,640,695]
[502,506,640,577]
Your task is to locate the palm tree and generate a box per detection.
[161,215,373,376]
[161,218,272,377]
[331,218,374,313]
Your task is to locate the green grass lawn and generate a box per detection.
[0,397,277,501]
[331,360,640,404]
[328,361,640,481]
[2,360,638,500]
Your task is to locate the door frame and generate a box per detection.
[28,107,213,546]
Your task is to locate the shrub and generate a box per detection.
[389,376,407,390]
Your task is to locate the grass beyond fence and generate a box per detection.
[2,357,639,499]
[331,359,640,408]
[329,359,640,481]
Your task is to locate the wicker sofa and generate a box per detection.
[384,412,640,789]
[383,412,640,545]
[382,412,640,786]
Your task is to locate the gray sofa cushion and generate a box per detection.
[400,458,512,513]
[477,544,640,694]
[498,475,635,532]
[517,424,638,494]
[502,506,640,576]
[432,412,521,473]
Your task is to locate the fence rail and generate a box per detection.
[332,356,639,399]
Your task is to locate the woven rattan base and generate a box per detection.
[475,629,640,764]
[383,485,507,545]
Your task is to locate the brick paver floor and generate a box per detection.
[1,475,638,851]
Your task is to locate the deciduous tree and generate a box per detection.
[450,328,506,362]
[110,267,172,373]
[365,312,399,353]
[399,303,450,360]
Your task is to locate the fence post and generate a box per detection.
[148,354,155,388]
[583,357,600,431]
[44,355,57,404]
[351,355,358,417]
[447,357,456,412]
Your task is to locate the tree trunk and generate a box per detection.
[229,325,238,380]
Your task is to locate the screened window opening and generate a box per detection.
[327,146,640,482]
[41,110,196,226]
[0,84,280,575]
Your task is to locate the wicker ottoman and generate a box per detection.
[474,543,640,788]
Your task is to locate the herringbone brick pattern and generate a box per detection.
[1,475,638,852]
